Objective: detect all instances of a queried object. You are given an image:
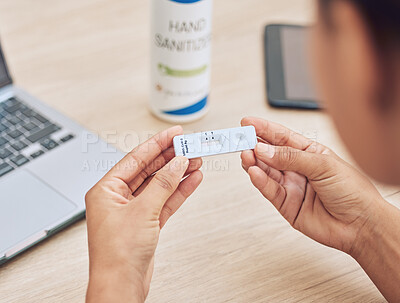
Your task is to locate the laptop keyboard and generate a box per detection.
[0,97,75,178]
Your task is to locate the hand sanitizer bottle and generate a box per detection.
[150,0,213,123]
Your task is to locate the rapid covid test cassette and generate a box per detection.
[173,126,257,159]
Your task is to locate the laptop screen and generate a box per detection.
[0,42,12,88]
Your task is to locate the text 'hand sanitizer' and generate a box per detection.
[150,0,213,123]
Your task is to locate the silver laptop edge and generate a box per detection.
[0,56,124,263]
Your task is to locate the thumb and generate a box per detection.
[139,156,189,216]
[254,142,331,180]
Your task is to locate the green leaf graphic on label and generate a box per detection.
[158,63,208,77]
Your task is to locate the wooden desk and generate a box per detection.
[0,0,398,302]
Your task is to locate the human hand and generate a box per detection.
[85,126,203,303]
[241,117,385,255]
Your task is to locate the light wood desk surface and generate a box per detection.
[0,0,399,302]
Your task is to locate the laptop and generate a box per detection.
[0,41,124,264]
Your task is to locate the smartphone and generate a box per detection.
[264,24,321,109]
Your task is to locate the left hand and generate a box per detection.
[240,117,383,255]
[85,126,203,303]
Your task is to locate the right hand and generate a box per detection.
[241,117,386,255]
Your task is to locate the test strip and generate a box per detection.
[173,126,257,159]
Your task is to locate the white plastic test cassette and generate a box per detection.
[173,126,257,159]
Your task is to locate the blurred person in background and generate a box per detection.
[85,0,400,302]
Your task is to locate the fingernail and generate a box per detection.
[256,143,275,158]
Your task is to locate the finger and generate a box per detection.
[241,150,256,171]
[128,147,175,192]
[186,158,203,175]
[254,142,333,181]
[105,125,183,185]
[127,141,201,192]
[241,117,318,152]
[132,157,203,197]
[248,166,286,210]
[241,150,283,184]
[139,156,189,215]
[159,170,203,228]
[257,137,268,144]
[277,172,307,226]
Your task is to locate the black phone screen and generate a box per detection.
[264,24,320,109]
